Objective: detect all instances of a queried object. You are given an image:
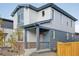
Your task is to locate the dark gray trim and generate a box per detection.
[25,29,28,49]
[36,26,40,50]
[11,4,38,16]
[21,19,51,29]
[11,3,77,21]
[0,17,13,22]
[39,26,73,34]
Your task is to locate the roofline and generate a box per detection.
[0,17,13,22]
[11,3,78,21]
[11,4,38,16]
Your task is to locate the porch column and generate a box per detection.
[36,26,40,50]
[24,29,28,49]
[49,30,52,49]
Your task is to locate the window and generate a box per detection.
[53,30,55,39]
[52,10,54,20]
[72,34,74,38]
[53,10,55,20]
[67,21,68,26]
[42,11,45,16]
[17,13,24,26]
[67,33,69,40]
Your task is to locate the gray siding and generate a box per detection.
[50,29,74,51]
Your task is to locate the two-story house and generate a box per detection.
[11,3,77,52]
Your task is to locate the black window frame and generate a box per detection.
[42,11,45,17]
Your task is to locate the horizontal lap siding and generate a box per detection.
[50,30,73,51]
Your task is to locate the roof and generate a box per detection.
[11,3,78,21]
[0,17,13,22]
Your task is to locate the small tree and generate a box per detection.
[15,27,23,41]
[0,20,5,47]
[0,29,4,47]
[8,36,16,48]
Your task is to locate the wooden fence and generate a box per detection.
[57,42,79,56]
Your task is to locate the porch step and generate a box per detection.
[23,48,37,56]
[35,49,51,53]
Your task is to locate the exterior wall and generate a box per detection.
[29,9,38,23]
[41,8,75,33]
[13,13,18,29]
[50,29,73,51]
[25,7,52,24]
[13,7,75,34]
[37,7,52,22]
[24,8,30,25]
[27,30,36,42]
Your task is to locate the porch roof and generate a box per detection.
[22,19,51,28]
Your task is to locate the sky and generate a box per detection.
[0,3,79,32]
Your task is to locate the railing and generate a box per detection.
[39,42,50,49]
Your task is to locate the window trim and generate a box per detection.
[53,30,55,39]
[67,33,69,40]
[42,11,45,17]
[17,13,24,26]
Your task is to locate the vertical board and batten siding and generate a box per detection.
[29,7,52,24]
[29,9,38,23]
[37,7,52,22]
[57,42,79,56]
[13,13,18,29]
[24,8,30,25]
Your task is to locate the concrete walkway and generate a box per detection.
[31,51,57,56]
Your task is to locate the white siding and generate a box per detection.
[24,8,30,25]
[13,7,75,33]
[29,9,38,23]
[23,7,52,24]
[37,7,52,22]
[41,9,75,33]
[27,30,36,42]
[13,13,18,29]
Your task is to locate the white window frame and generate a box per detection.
[53,9,55,21]
[53,30,55,39]
[67,33,69,40]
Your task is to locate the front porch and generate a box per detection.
[24,25,56,51]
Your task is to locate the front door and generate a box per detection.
[39,31,50,49]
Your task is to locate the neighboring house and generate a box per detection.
[0,17,13,47]
[11,3,77,51]
[75,33,79,40]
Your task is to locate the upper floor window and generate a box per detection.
[67,21,68,26]
[42,11,45,17]
[17,13,24,26]
[52,10,54,20]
